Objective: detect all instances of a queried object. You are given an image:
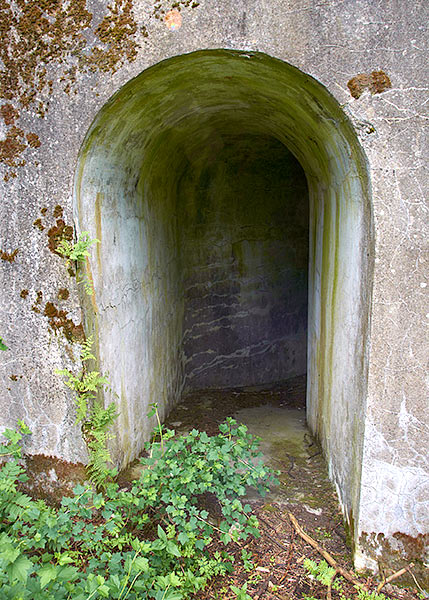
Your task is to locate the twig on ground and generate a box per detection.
[407,565,426,595]
[377,563,415,593]
[258,516,290,553]
[304,433,315,447]
[288,512,368,591]
[255,578,270,599]
[307,450,321,460]
[278,528,295,584]
[286,454,295,478]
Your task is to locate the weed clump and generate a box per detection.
[0,418,278,599]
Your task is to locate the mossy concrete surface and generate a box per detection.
[179,135,308,389]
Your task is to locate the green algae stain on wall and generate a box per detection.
[94,193,103,275]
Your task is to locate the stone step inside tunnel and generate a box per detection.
[75,50,372,544]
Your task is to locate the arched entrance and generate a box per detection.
[75,50,373,535]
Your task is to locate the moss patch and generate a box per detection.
[25,131,41,148]
[347,70,392,99]
[0,103,19,125]
[53,204,63,218]
[359,531,429,588]
[47,218,74,255]
[57,287,70,300]
[44,301,85,342]
[33,217,44,231]
[19,453,87,507]
[0,126,26,167]
[0,247,19,262]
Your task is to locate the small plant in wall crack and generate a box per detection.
[57,231,99,295]
[57,231,99,265]
[56,335,118,489]
[0,335,8,351]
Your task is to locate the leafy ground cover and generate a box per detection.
[158,380,425,600]
[0,418,277,599]
[1,380,425,600]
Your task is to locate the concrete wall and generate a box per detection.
[78,112,309,467]
[179,135,308,389]
[0,0,427,581]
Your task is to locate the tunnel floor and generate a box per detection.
[158,376,357,598]
[120,376,342,517]
[162,375,339,511]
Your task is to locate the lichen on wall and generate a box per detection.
[0,0,197,178]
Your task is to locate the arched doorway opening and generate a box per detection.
[75,49,373,535]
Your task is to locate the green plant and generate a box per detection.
[57,231,99,264]
[0,419,277,599]
[230,582,252,599]
[241,548,254,572]
[57,231,99,295]
[304,558,337,587]
[0,335,8,351]
[0,420,31,459]
[303,559,390,600]
[147,402,165,455]
[315,527,332,539]
[56,336,118,489]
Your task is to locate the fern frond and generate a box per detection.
[80,335,96,361]
[86,428,116,490]
[56,335,117,490]
[68,232,99,262]
[75,393,91,424]
[81,371,108,393]
[56,238,73,258]
[89,402,118,431]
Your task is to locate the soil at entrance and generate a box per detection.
[157,375,422,600]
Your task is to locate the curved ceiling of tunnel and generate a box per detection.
[75,49,373,530]
[76,49,370,200]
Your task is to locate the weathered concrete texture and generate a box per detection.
[0,0,427,581]
[180,136,308,389]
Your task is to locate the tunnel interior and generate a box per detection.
[75,50,372,535]
[177,134,308,390]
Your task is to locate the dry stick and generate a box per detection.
[376,563,415,593]
[288,512,368,591]
[258,516,290,553]
[287,453,296,478]
[407,565,426,595]
[279,529,296,584]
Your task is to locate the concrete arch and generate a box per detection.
[75,50,373,534]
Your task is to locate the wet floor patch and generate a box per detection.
[233,404,334,508]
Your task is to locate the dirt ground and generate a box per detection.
[159,376,424,600]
